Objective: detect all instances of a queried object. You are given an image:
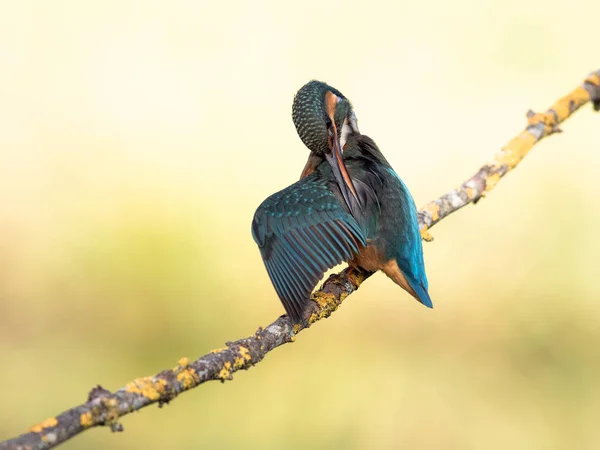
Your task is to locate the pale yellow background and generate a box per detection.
[1,1,600,449]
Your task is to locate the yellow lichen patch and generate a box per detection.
[495,131,536,170]
[308,312,324,324]
[125,377,167,401]
[312,291,336,309]
[551,82,598,119]
[178,357,190,368]
[233,356,246,369]
[80,412,94,428]
[210,347,227,354]
[587,73,600,86]
[465,186,474,200]
[552,94,577,118]
[177,367,200,390]
[420,226,434,242]
[484,173,501,192]
[29,416,58,433]
[218,362,232,380]
[238,346,251,362]
[309,292,348,324]
[233,346,252,369]
[570,86,595,108]
[423,202,440,222]
[292,323,302,334]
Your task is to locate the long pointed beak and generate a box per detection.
[326,126,361,212]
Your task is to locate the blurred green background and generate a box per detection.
[1,1,600,449]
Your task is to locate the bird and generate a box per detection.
[251,80,432,323]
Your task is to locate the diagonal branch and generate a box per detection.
[2,70,599,450]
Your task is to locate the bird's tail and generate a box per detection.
[381,261,433,308]
[408,279,433,309]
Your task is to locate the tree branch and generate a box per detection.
[2,70,599,450]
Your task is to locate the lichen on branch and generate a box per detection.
[418,70,600,241]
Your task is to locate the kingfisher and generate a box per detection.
[251,81,432,323]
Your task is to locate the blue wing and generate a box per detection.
[252,172,366,322]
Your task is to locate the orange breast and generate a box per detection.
[351,243,419,300]
[350,242,383,272]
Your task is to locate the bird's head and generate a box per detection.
[292,80,361,210]
[292,80,359,155]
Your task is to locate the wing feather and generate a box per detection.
[252,173,366,322]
